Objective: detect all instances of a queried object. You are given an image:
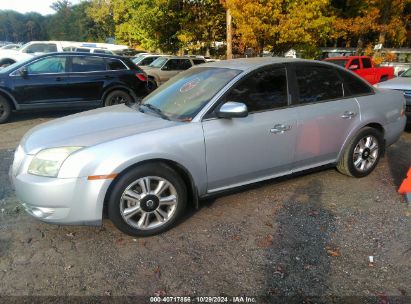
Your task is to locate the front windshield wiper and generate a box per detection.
[139,104,170,120]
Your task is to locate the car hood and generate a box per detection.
[21,104,179,154]
[376,77,411,90]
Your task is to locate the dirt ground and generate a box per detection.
[0,111,410,302]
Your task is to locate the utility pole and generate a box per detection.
[226,8,232,59]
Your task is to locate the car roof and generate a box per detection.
[198,57,302,71]
[37,52,127,60]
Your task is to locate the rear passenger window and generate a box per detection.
[71,56,106,72]
[106,58,127,70]
[338,69,373,96]
[295,65,343,103]
[224,67,288,112]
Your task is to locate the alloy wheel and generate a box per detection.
[119,176,178,230]
[352,135,379,172]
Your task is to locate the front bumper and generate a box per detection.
[9,150,111,226]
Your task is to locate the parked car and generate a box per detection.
[0,52,148,123]
[10,58,406,236]
[0,41,128,67]
[324,56,394,85]
[375,68,411,123]
[141,56,206,91]
[132,54,169,67]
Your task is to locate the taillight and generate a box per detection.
[136,73,147,81]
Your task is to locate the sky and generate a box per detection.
[0,0,81,16]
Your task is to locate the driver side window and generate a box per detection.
[26,56,67,75]
[223,66,288,113]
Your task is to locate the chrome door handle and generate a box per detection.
[270,124,292,134]
[341,111,357,119]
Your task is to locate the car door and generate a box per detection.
[11,55,69,105]
[65,55,107,104]
[291,63,360,169]
[202,65,298,193]
[360,57,376,84]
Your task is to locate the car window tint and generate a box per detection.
[71,56,106,72]
[225,67,288,112]
[180,59,192,70]
[25,43,57,53]
[350,58,360,69]
[164,59,178,70]
[338,69,373,96]
[362,58,372,68]
[76,48,91,53]
[26,56,66,74]
[193,59,206,65]
[296,65,343,104]
[106,58,127,70]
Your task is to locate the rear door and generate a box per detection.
[291,63,360,169]
[65,55,107,104]
[12,55,69,105]
[202,65,298,192]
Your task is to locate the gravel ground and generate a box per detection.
[0,112,410,302]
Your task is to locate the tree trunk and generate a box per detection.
[226,8,232,59]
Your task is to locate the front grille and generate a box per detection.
[406,105,411,114]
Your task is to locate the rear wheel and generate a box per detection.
[146,78,157,92]
[104,90,133,107]
[0,96,11,124]
[380,75,388,82]
[337,127,383,177]
[108,163,187,236]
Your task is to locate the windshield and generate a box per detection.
[132,57,143,64]
[140,67,242,121]
[326,59,348,68]
[401,68,411,77]
[149,57,168,68]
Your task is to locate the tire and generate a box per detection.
[380,75,388,82]
[107,163,187,236]
[337,127,383,178]
[103,90,133,107]
[0,96,11,124]
[146,78,158,93]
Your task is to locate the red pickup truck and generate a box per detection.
[324,56,394,85]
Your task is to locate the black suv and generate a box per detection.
[0,52,148,123]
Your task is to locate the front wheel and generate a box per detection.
[104,90,133,107]
[337,127,383,177]
[107,163,187,236]
[0,97,11,124]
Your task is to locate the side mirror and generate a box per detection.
[216,102,248,119]
[348,64,359,70]
[161,65,169,71]
[19,67,28,78]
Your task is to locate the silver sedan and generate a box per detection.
[10,58,407,236]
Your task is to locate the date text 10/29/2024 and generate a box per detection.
[150,296,257,303]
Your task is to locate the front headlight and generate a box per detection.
[28,147,83,177]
